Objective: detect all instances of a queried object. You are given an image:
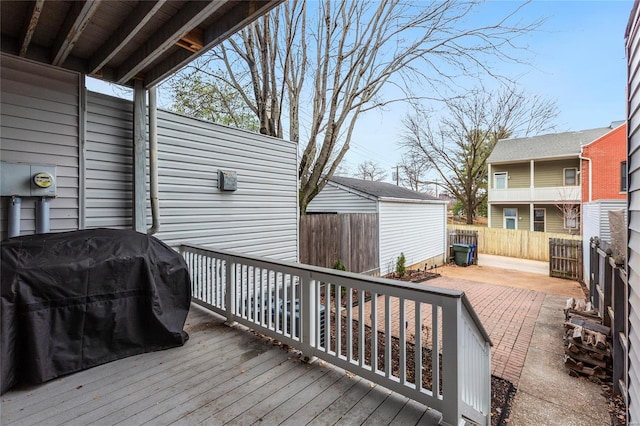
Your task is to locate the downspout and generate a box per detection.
[579,154,592,202]
[147,87,160,235]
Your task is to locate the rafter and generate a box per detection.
[145,0,279,88]
[116,1,224,85]
[88,0,166,75]
[52,0,101,66]
[19,0,45,57]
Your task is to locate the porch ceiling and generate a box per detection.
[0,0,281,88]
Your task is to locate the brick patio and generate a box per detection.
[353,276,545,387]
[427,277,546,386]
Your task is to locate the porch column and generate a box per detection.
[530,203,534,231]
[487,164,492,228]
[530,160,535,199]
[133,80,147,233]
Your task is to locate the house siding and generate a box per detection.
[534,159,581,187]
[306,183,377,213]
[491,162,530,189]
[541,204,572,234]
[582,124,628,202]
[627,5,640,421]
[378,200,446,275]
[489,204,530,231]
[85,92,299,261]
[0,54,80,240]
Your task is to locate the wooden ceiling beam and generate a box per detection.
[145,0,281,88]
[52,0,101,66]
[115,1,225,85]
[19,0,45,57]
[88,0,166,75]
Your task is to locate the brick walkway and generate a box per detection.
[352,276,545,387]
[426,277,546,386]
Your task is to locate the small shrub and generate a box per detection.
[333,259,346,271]
[396,252,406,278]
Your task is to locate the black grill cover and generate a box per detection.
[1,229,191,394]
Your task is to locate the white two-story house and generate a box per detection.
[487,127,613,234]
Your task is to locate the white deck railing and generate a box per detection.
[180,244,492,426]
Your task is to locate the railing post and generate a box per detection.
[300,271,317,362]
[224,257,236,326]
[603,254,613,327]
[441,297,462,426]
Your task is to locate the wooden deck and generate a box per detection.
[1,304,441,425]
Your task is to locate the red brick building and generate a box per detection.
[580,121,627,202]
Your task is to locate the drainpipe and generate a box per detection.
[8,196,21,237]
[35,197,50,234]
[147,87,160,235]
[579,154,592,202]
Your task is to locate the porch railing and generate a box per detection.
[180,244,492,426]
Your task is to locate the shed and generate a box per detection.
[306,176,448,275]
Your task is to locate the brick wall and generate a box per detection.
[581,123,627,202]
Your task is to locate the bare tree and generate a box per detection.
[555,187,581,235]
[355,160,388,181]
[399,152,432,192]
[401,86,558,224]
[167,0,545,214]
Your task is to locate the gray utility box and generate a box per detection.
[0,162,57,197]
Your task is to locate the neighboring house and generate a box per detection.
[626,4,640,423]
[487,126,613,234]
[307,176,448,275]
[580,122,627,282]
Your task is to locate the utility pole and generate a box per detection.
[396,164,399,186]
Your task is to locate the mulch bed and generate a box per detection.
[385,268,441,283]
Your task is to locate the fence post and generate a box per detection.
[591,239,600,310]
[224,257,236,326]
[441,297,462,425]
[299,270,317,362]
[612,263,626,396]
[603,254,613,327]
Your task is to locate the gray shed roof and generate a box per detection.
[487,127,612,164]
[329,176,439,201]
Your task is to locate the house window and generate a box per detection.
[564,168,577,186]
[564,208,578,229]
[503,208,518,230]
[494,172,508,189]
[622,161,628,192]
[534,208,545,232]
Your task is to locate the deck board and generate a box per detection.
[1,304,436,425]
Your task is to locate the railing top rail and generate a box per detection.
[180,243,492,345]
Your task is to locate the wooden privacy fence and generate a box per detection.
[448,225,582,261]
[300,213,379,274]
[588,238,628,400]
[549,238,583,280]
[448,229,479,265]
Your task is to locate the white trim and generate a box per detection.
[503,207,518,230]
[493,172,508,190]
[563,167,578,186]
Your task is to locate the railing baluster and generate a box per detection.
[432,306,440,397]
[372,293,378,372]
[400,297,406,384]
[359,290,365,367]
[385,295,391,378]
[415,301,422,392]
[336,284,342,358]
[325,283,331,354]
[347,287,353,361]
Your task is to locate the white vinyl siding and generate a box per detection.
[628,8,640,422]
[378,200,447,275]
[85,92,299,262]
[0,54,80,240]
[306,183,377,213]
[582,200,627,284]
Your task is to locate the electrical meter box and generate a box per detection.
[0,162,57,197]
[218,169,237,191]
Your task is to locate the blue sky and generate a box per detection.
[342,1,632,181]
[87,1,633,185]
